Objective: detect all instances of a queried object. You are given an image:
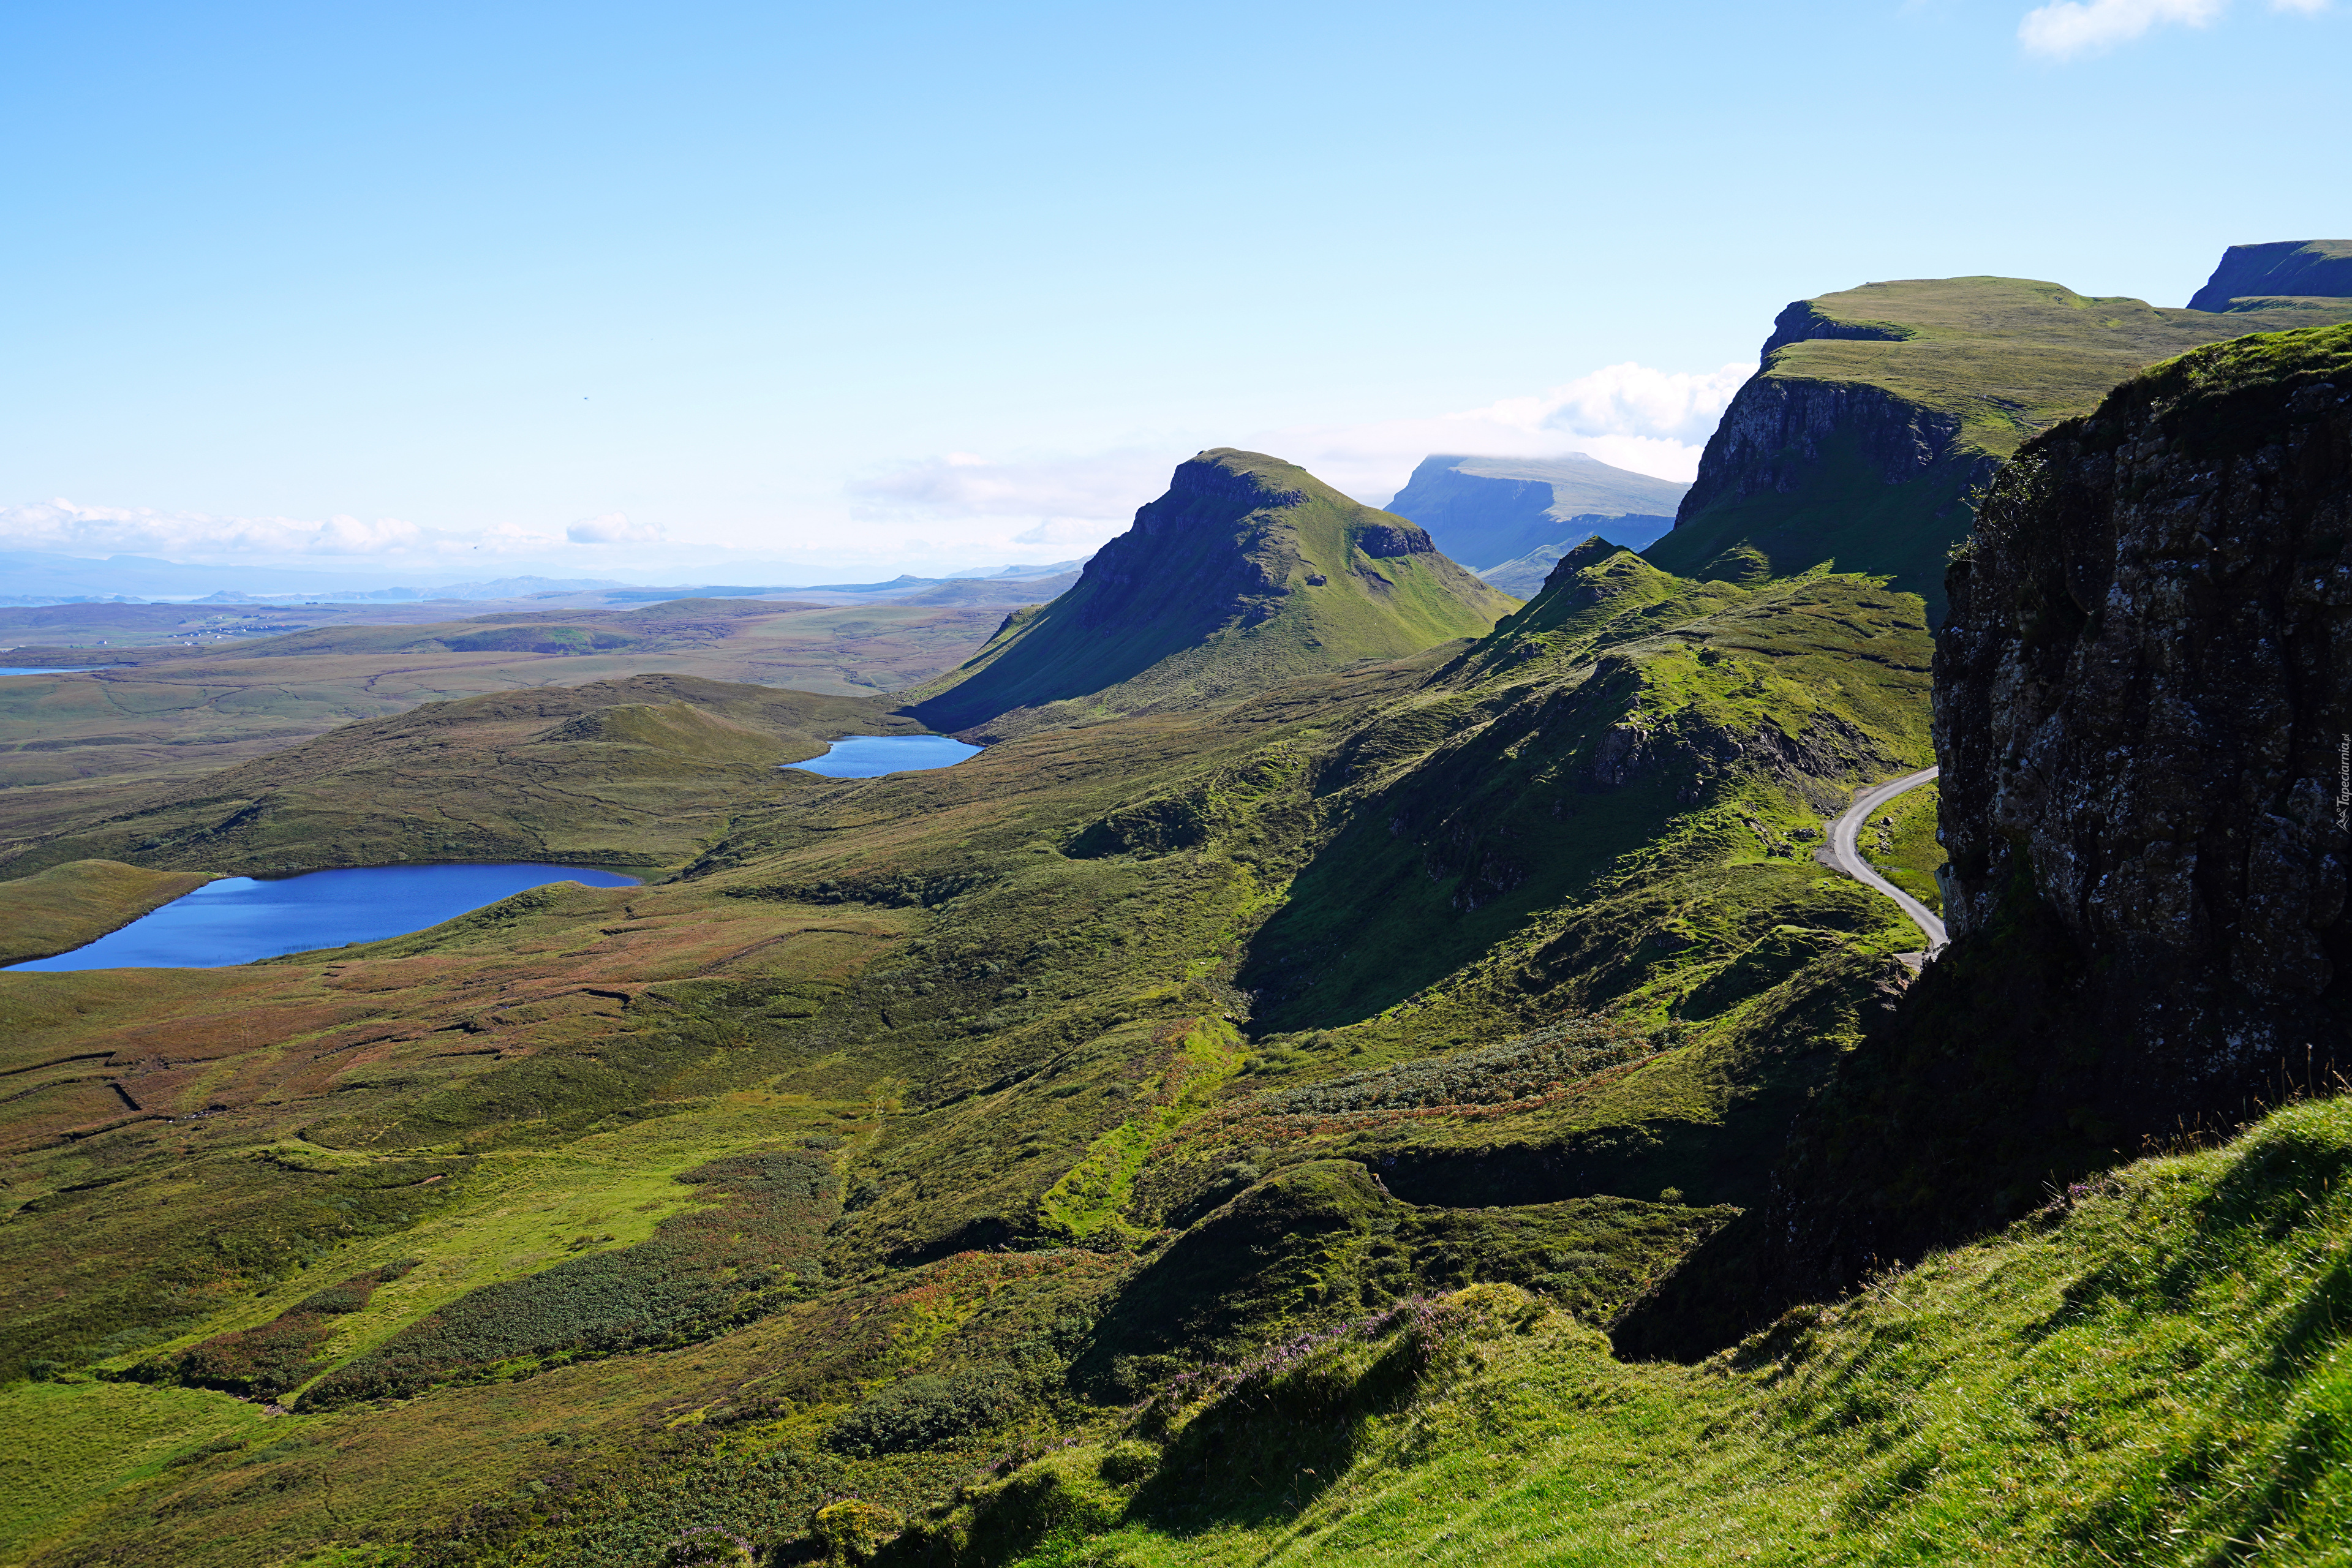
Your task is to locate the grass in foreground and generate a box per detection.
[902,1094,2352,1567]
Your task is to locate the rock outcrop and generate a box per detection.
[1619,323,2352,1360]
[1936,322,2351,1084]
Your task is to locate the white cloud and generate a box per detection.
[567,512,666,545]
[843,448,1169,557]
[2017,0,2325,58]
[1260,360,1750,505]
[0,497,455,560]
[843,360,1749,550]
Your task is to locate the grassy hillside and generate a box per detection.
[4,674,925,878]
[0,600,1009,861]
[1645,274,2352,616]
[886,1095,2352,1567]
[1384,453,1687,571]
[1474,531,1640,597]
[1240,546,1933,1035]
[906,450,1513,737]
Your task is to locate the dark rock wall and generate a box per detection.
[1671,374,1983,524]
[1937,324,2351,1096]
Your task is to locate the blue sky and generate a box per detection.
[1,0,2343,584]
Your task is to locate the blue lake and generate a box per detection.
[8,862,642,971]
[0,666,100,677]
[787,733,983,778]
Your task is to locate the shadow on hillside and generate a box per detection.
[1238,778,1698,1034]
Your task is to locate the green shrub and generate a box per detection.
[300,1151,835,1408]
[810,1498,901,1564]
[826,1368,1022,1457]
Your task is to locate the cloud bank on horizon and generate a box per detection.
[2,359,1746,578]
[0,498,458,562]
[843,359,1746,563]
[2018,0,2328,59]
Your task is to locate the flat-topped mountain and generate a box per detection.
[1646,255,2352,617]
[906,448,1513,736]
[2188,238,2352,312]
[1383,451,1687,571]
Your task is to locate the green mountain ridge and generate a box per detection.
[905,449,1514,738]
[1646,254,2352,618]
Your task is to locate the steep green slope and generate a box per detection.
[885,1096,2352,1568]
[1384,453,1687,570]
[1474,535,1608,597]
[1645,269,2352,617]
[905,450,1514,737]
[1238,541,1934,1037]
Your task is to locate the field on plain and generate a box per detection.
[0,599,1013,855]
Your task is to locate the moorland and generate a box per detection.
[2,250,2349,1568]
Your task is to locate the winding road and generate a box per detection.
[1825,765,1948,956]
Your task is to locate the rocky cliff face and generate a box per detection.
[1936,323,2352,1093]
[1621,324,2352,1360]
[1667,374,1986,530]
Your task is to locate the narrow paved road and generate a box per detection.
[1826,765,1947,954]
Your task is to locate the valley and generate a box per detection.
[2,251,2348,1568]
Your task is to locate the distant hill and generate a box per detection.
[1382,453,1687,571]
[906,448,1513,736]
[889,571,1080,607]
[1475,533,1634,598]
[941,559,1087,580]
[2188,238,2352,312]
[12,674,918,876]
[1645,255,2352,619]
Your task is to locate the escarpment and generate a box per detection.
[1646,265,2352,619]
[1937,325,2352,1030]
[1621,323,2352,1359]
[1663,372,1986,570]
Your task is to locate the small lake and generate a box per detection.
[8,863,642,972]
[0,666,100,677]
[787,734,982,778]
